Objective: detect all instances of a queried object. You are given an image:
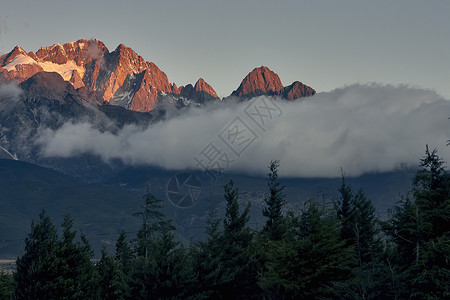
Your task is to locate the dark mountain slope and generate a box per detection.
[0,159,142,257]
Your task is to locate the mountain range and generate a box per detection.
[0,38,315,112]
[0,39,415,258]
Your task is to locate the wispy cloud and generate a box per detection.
[35,84,450,177]
[0,82,22,111]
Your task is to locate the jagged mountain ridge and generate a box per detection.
[0,39,219,112]
[0,39,315,112]
[231,66,316,99]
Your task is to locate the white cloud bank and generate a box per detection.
[35,84,450,177]
[0,82,21,102]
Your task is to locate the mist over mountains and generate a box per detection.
[0,39,449,179]
[31,84,449,178]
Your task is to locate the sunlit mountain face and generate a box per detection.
[0,39,315,115]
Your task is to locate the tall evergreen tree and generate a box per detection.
[336,177,389,298]
[97,248,127,300]
[223,180,252,247]
[387,146,450,299]
[14,211,65,299]
[115,230,134,278]
[259,200,353,299]
[191,209,230,298]
[59,214,97,299]
[129,189,196,299]
[337,176,381,264]
[133,188,165,259]
[192,180,259,298]
[413,146,450,241]
[351,189,381,265]
[337,173,354,243]
[262,160,286,241]
[221,180,259,298]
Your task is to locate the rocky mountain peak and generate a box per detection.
[1,46,29,66]
[282,81,316,100]
[0,46,43,82]
[194,78,218,98]
[231,66,315,100]
[232,66,284,98]
[36,43,69,64]
[12,46,27,55]
[64,39,108,66]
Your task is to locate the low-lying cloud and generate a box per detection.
[35,84,450,177]
[0,82,22,111]
[0,82,21,100]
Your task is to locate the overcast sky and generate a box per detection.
[1,0,449,99]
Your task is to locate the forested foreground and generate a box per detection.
[1,148,449,299]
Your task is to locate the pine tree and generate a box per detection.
[192,180,259,298]
[337,173,354,243]
[133,188,165,259]
[385,147,450,299]
[129,189,166,297]
[115,230,133,275]
[392,146,450,299]
[59,214,97,299]
[223,180,252,248]
[337,176,381,264]
[262,160,286,241]
[129,189,196,299]
[97,248,127,300]
[337,177,391,298]
[14,211,65,299]
[259,200,352,299]
[191,209,229,298]
[351,189,381,265]
[222,180,258,298]
[413,146,450,241]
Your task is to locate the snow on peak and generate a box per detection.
[3,54,85,82]
[4,55,38,71]
[39,60,85,81]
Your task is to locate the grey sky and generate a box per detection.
[1,0,449,98]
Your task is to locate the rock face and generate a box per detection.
[232,66,284,98]
[1,46,28,65]
[0,39,219,112]
[0,40,316,112]
[231,66,315,100]
[110,69,160,112]
[194,78,218,98]
[0,46,44,81]
[70,69,84,89]
[282,81,316,100]
[178,78,219,104]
